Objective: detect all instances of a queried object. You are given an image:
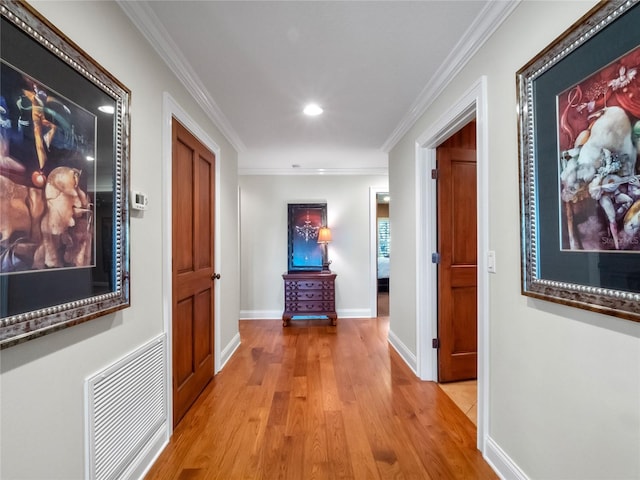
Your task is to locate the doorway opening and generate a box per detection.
[370,186,390,318]
[415,76,489,451]
[434,119,478,423]
[376,192,390,317]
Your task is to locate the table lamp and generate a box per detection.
[317,227,332,272]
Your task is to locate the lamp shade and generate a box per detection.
[317,227,332,244]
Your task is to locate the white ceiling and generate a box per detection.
[119,1,517,172]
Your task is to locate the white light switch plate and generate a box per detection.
[487,250,496,273]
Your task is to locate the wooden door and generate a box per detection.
[172,119,216,426]
[436,121,477,382]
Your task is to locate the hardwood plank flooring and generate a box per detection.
[145,318,498,480]
[439,380,478,425]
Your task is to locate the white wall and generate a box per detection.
[0,2,240,478]
[239,147,387,172]
[389,1,640,479]
[239,174,387,319]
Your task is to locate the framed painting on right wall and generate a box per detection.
[518,0,640,322]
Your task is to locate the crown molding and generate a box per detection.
[117,0,246,152]
[238,167,388,176]
[119,0,519,157]
[381,0,520,153]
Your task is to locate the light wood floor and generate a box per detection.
[439,380,478,426]
[145,317,497,479]
[379,291,479,426]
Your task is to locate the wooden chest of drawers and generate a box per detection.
[282,272,337,326]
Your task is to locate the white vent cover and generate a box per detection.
[86,335,167,480]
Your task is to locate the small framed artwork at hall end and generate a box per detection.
[287,203,326,273]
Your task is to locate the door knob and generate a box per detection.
[212,273,221,280]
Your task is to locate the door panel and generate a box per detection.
[175,298,195,386]
[437,121,477,383]
[197,159,213,270]
[451,162,477,264]
[451,286,477,353]
[175,143,194,273]
[172,119,215,426]
[194,289,213,365]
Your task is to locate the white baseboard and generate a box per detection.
[240,308,373,320]
[484,436,529,480]
[239,310,281,319]
[337,308,372,318]
[387,328,418,375]
[129,423,168,480]
[220,332,241,371]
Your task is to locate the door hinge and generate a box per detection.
[432,338,440,349]
[431,252,440,264]
[431,168,438,180]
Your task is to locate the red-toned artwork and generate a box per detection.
[518,1,640,323]
[558,46,640,252]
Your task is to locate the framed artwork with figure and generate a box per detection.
[518,0,640,322]
[287,203,326,272]
[0,2,131,347]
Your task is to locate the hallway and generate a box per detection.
[145,317,497,479]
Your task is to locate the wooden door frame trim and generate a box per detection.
[162,92,222,434]
[414,76,489,452]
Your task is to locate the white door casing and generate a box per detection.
[414,76,489,452]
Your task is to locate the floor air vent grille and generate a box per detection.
[86,335,166,480]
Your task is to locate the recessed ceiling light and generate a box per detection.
[98,105,115,114]
[303,103,323,116]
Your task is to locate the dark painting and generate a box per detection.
[288,203,326,272]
